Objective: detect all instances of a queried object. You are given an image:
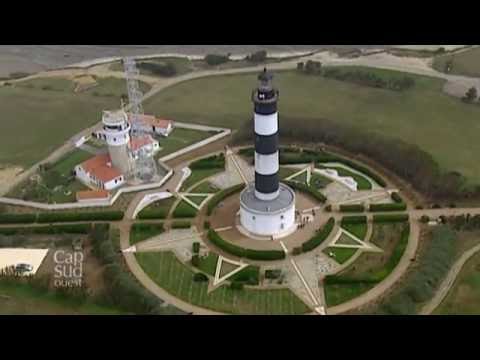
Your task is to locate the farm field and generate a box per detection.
[0,78,121,168]
[433,46,480,77]
[435,251,480,315]
[135,251,310,315]
[144,68,480,185]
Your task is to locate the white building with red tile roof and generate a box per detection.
[129,134,160,160]
[128,113,174,137]
[74,153,125,191]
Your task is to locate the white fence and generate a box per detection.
[0,170,173,211]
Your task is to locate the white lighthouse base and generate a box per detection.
[239,183,296,240]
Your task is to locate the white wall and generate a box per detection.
[240,204,295,237]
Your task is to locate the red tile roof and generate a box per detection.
[130,135,156,152]
[76,190,110,201]
[79,154,123,182]
[128,113,172,129]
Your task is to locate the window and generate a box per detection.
[280,215,284,220]
[252,216,256,221]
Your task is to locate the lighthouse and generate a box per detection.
[239,69,296,239]
[102,110,133,175]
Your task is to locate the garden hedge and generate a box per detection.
[339,204,365,213]
[230,266,260,285]
[137,209,168,220]
[301,217,335,253]
[369,203,407,212]
[207,230,285,261]
[0,223,91,235]
[189,154,225,170]
[341,216,367,225]
[391,192,404,203]
[0,213,38,224]
[171,221,192,229]
[37,211,124,223]
[284,181,327,203]
[373,214,409,223]
[207,184,245,215]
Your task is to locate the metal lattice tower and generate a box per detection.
[123,57,158,183]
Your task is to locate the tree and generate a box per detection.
[297,62,304,72]
[463,86,478,103]
[246,50,267,63]
[204,54,229,66]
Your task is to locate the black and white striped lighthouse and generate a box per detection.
[239,68,296,239]
[253,68,280,201]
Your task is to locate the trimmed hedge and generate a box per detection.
[230,265,260,285]
[339,204,365,213]
[0,213,38,224]
[301,217,335,253]
[207,184,245,215]
[341,216,367,225]
[373,214,409,223]
[391,192,404,203]
[284,181,327,203]
[207,230,285,261]
[171,221,192,229]
[369,203,407,212]
[37,211,124,223]
[189,153,225,170]
[0,223,91,235]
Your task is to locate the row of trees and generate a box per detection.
[204,50,269,66]
[296,62,416,91]
[232,116,473,201]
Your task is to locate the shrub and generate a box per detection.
[171,221,191,229]
[37,211,124,223]
[137,61,177,77]
[192,242,200,254]
[391,192,404,203]
[341,216,367,225]
[284,181,327,203]
[265,269,282,280]
[302,218,335,253]
[369,203,407,212]
[0,213,38,224]
[292,247,302,256]
[373,214,409,223]
[207,184,245,215]
[193,272,209,282]
[204,221,210,230]
[207,230,285,261]
[324,205,332,212]
[339,204,365,213]
[204,54,230,66]
[420,215,430,224]
[246,50,267,63]
[230,266,260,285]
[191,255,200,267]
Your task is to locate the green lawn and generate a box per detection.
[186,195,208,206]
[324,247,358,264]
[191,181,220,194]
[318,165,372,190]
[310,173,332,189]
[136,251,310,314]
[51,149,92,176]
[196,253,219,276]
[342,223,368,240]
[324,222,410,307]
[435,251,480,315]
[156,128,214,159]
[0,281,124,315]
[144,67,480,185]
[172,200,198,218]
[130,223,165,245]
[278,167,298,180]
[0,78,121,168]
[137,197,176,219]
[433,47,480,77]
[181,168,223,192]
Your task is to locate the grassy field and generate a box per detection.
[172,200,198,218]
[144,67,480,185]
[433,47,480,77]
[156,128,214,159]
[130,223,165,245]
[342,223,368,240]
[324,247,358,264]
[191,181,220,194]
[181,168,223,192]
[136,251,310,314]
[435,250,480,315]
[0,78,122,168]
[137,197,176,219]
[196,253,219,276]
[0,281,123,315]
